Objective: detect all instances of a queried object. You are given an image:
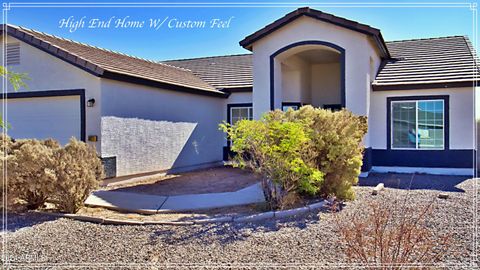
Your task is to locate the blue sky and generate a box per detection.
[3,1,478,60]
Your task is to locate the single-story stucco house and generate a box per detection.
[1,7,478,178]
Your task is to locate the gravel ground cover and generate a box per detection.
[1,175,477,269]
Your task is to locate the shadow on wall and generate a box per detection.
[358,173,469,193]
[101,116,203,176]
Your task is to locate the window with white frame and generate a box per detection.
[391,99,445,150]
[230,106,253,124]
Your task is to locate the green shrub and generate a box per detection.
[53,138,103,213]
[221,105,367,207]
[7,138,60,209]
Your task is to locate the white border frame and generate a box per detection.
[1,2,478,269]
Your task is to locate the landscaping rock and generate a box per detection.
[143,220,194,226]
[274,206,310,219]
[438,193,449,199]
[102,218,144,226]
[372,183,385,195]
[193,216,234,224]
[307,201,327,211]
[233,211,274,223]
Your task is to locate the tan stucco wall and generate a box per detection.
[250,16,382,120]
[369,87,476,150]
[281,55,311,104]
[311,63,341,107]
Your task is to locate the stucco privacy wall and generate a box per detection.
[369,87,476,150]
[100,79,225,176]
[250,16,382,148]
[1,36,102,150]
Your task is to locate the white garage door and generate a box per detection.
[5,95,82,145]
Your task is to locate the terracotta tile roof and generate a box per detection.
[165,35,478,91]
[162,54,252,90]
[2,24,227,97]
[239,7,390,58]
[373,36,479,90]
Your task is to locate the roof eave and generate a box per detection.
[102,71,229,98]
[372,80,479,91]
[2,24,105,76]
[2,24,227,99]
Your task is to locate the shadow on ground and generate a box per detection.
[108,167,261,196]
[147,213,321,246]
[2,212,59,232]
[359,173,470,193]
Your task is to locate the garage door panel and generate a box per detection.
[5,95,81,145]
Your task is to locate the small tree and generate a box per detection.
[221,106,367,208]
[0,66,29,129]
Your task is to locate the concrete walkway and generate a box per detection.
[85,183,265,214]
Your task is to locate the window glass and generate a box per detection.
[392,102,416,149]
[230,107,252,125]
[282,105,298,112]
[418,100,444,149]
[391,99,444,150]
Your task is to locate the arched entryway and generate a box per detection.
[269,40,345,110]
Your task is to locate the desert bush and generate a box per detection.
[334,196,450,268]
[290,106,367,200]
[221,106,367,208]
[0,134,14,208]
[53,138,103,213]
[3,135,103,213]
[7,138,60,209]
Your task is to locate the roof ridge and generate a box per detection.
[387,35,467,43]
[162,53,252,62]
[17,25,192,73]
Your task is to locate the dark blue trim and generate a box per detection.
[223,146,234,161]
[361,147,372,172]
[281,102,302,110]
[372,149,474,168]
[1,89,86,142]
[386,95,449,150]
[226,103,253,125]
[270,40,346,110]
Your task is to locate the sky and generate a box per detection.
[3,1,479,61]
